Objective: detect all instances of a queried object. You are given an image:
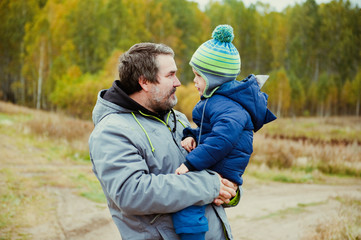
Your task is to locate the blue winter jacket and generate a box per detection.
[184,74,276,185]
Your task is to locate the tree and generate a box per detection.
[351,70,361,116]
[65,0,109,73]
[264,68,291,117]
[289,74,306,116]
[307,81,318,115]
[270,13,289,70]
[287,0,320,84]
[318,0,358,83]
[0,0,39,103]
[316,72,338,116]
[340,80,353,115]
[163,0,210,83]
[23,7,51,109]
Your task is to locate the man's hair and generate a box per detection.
[118,42,174,95]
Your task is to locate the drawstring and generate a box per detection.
[198,98,209,146]
[138,111,173,131]
[178,119,186,128]
[131,112,155,152]
[131,110,178,153]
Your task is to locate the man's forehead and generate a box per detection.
[156,55,177,73]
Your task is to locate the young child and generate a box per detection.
[172,25,276,240]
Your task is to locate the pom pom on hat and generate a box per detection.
[212,25,234,43]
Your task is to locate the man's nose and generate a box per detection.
[174,76,181,87]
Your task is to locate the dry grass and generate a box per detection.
[0,101,34,115]
[252,117,361,178]
[0,101,93,156]
[25,111,93,157]
[26,112,93,142]
[303,196,361,240]
[261,117,361,144]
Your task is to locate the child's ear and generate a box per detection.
[138,76,150,92]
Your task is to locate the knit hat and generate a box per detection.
[190,24,241,98]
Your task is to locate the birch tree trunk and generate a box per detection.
[36,40,45,109]
[20,42,25,104]
[277,90,282,117]
[313,58,319,82]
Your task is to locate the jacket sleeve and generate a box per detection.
[185,97,248,170]
[182,126,198,141]
[89,116,220,215]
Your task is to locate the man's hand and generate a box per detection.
[213,176,238,206]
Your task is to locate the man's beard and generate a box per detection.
[148,85,177,112]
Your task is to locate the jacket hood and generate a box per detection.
[215,74,276,132]
[91,89,127,126]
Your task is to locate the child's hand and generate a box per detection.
[181,137,196,152]
[175,163,189,175]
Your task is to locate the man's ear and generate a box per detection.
[138,76,151,92]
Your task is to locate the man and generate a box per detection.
[88,42,238,240]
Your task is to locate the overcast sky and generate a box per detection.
[193,0,359,12]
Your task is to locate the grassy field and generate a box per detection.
[0,101,360,239]
[251,116,361,180]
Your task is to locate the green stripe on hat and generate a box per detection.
[191,56,240,75]
[199,43,240,61]
[197,47,240,64]
[195,48,240,68]
[193,65,238,78]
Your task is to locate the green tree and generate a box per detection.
[289,75,306,116]
[270,13,289,70]
[287,0,320,85]
[65,0,109,73]
[264,68,291,117]
[351,70,361,116]
[162,0,210,83]
[0,0,39,103]
[22,4,51,109]
[307,81,318,115]
[319,0,359,83]
[340,79,353,115]
[316,72,338,116]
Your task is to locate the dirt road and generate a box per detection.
[227,180,361,240]
[21,177,361,240]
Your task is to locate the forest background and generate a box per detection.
[0,0,360,120]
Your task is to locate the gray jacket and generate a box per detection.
[89,90,234,240]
